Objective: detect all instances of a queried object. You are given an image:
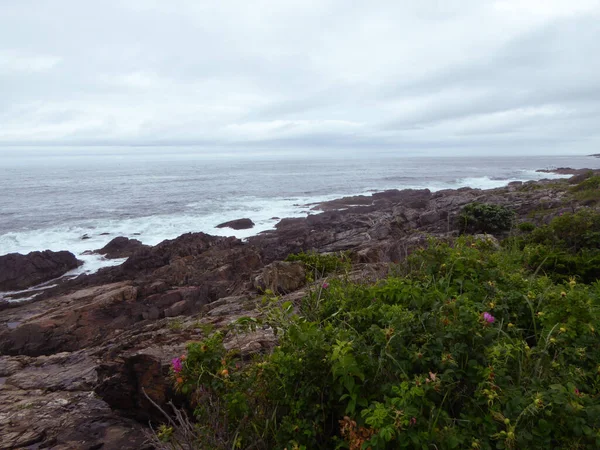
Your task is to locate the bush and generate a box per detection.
[569,175,600,205]
[286,251,350,281]
[517,222,536,233]
[164,236,600,449]
[529,209,600,252]
[459,203,515,234]
[570,175,600,192]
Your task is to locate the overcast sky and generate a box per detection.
[1,0,599,153]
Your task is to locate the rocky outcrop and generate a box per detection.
[0,250,81,291]
[216,218,255,230]
[95,236,149,259]
[0,350,150,450]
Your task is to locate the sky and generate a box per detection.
[1,0,599,154]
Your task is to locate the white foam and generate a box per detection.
[0,195,339,279]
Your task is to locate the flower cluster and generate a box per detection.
[171,357,183,373]
[483,312,495,324]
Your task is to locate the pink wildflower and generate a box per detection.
[483,312,495,324]
[322,282,329,289]
[172,357,183,373]
[410,417,417,426]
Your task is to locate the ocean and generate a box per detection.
[1,148,599,278]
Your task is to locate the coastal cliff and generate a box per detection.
[1,169,599,449]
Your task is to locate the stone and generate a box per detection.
[216,218,255,230]
[164,300,189,317]
[0,250,81,291]
[94,237,148,259]
[254,261,306,294]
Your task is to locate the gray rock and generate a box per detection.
[254,261,306,294]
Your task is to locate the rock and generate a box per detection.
[473,234,501,249]
[0,282,140,356]
[0,351,150,450]
[254,261,306,294]
[216,218,255,230]
[95,354,170,423]
[0,250,81,291]
[95,236,149,259]
[420,210,441,226]
[164,300,189,317]
[223,329,278,357]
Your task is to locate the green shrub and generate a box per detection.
[529,209,600,252]
[569,175,600,205]
[517,222,536,233]
[459,203,515,234]
[166,236,600,449]
[570,175,600,192]
[286,251,350,281]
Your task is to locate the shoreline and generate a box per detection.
[0,167,576,260]
[0,166,591,303]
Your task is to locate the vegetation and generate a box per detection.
[286,250,351,281]
[161,210,600,450]
[458,203,515,234]
[569,175,600,205]
[511,209,600,284]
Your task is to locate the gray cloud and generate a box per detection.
[0,0,599,153]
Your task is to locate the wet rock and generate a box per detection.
[0,250,81,291]
[216,218,255,230]
[95,236,149,259]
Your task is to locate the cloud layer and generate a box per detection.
[1,0,599,153]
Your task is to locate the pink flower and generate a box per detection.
[483,312,495,324]
[322,282,329,289]
[410,417,417,426]
[172,357,183,373]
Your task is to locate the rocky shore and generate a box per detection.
[0,169,596,449]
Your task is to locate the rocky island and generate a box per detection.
[1,169,599,449]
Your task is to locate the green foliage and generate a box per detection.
[459,203,516,234]
[286,250,351,281]
[171,233,600,449]
[570,175,600,192]
[518,209,600,283]
[517,222,536,233]
[569,175,600,205]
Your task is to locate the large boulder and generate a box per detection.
[254,261,306,294]
[216,218,255,230]
[94,236,148,259]
[0,250,80,291]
